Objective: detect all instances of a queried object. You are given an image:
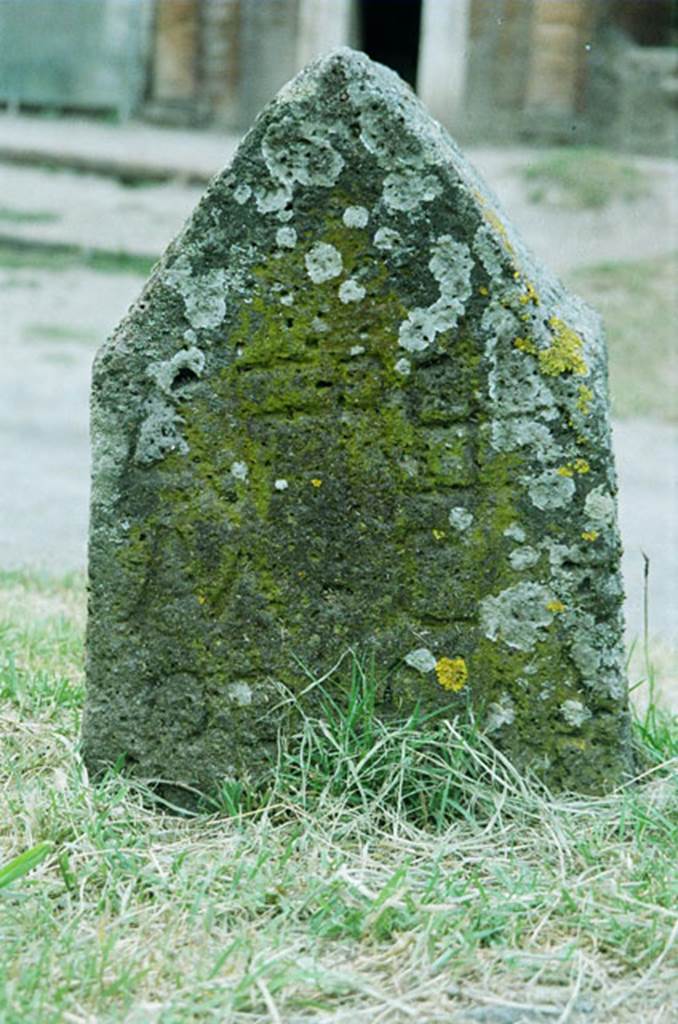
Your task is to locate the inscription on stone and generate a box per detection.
[83,49,633,799]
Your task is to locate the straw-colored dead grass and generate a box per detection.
[1,573,676,1023]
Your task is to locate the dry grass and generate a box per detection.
[1,571,676,1024]
[566,252,678,424]
[520,148,649,210]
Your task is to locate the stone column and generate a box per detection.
[150,0,201,102]
[296,0,354,69]
[202,0,241,128]
[525,0,594,115]
[239,0,300,127]
[417,0,471,126]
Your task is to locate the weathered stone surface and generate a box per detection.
[83,49,634,800]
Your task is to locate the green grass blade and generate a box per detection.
[0,842,52,890]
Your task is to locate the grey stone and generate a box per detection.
[82,49,634,804]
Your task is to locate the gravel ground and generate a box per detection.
[0,163,203,258]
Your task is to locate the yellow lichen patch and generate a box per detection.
[310,478,323,488]
[539,318,588,377]
[479,285,489,296]
[547,599,566,614]
[581,530,599,542]
[558,459,590,478]
[197,594,207,605]
[518,279,540,306]
[432,529,446,541]
[577,384,594,415]
[435,656,468,692]
[473,188,515,255]
[484,208,515,257]
[514,336,537,355]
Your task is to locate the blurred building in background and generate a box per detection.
[0,0,675,153]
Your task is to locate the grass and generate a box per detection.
[0,206,60,224]
[0,571,676,1023]
[566,252,678,422]
[23,323,99,346]
[521,148,649,209]
[0,239,156,277]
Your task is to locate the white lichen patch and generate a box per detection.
[373,227,401,251]
[227,682,253,706]
[528,470,576,511]
[135,397,188,466]
[350,345,365,356]
[566,618,626,700]
[233,183,251,205]
[429,235,474,296]
[343,205,369,228]
[164,254,227,330]
[569,638,601,677]
[480,582,556,651]
[274,479,289,491]
[276,68,319,105]
[398,236,473,352]
[276,227,297,249]
[509,546,540,570]
[339,279,366,304]
[342,58,447,167]
[230,461,249,481]
[262,121,345,189]
[485,694,516,733]
[473,223,509,282]
[394,357,411,376]
[560,699,592,728]
[404,648,437,673]
[448,507,473,531]
[148,346,205,396]
[491,417,558,462]
[584,486,616,525]
[255,184,293,216]
[482,301,519,343]
[383,170,441,212]
[488,352,557,415]
[305,242,343,283]
[504,523,526,543]
[399,308,445,353]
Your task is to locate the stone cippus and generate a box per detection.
[83,49,633,805]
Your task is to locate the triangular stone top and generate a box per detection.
[84,49,632,802]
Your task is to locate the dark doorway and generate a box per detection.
[615,0,676,46]
[358,0,423,88]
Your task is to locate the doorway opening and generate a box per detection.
[357,0,423,88]
[614,0,676,46]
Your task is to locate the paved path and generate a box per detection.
[0,113,235,182]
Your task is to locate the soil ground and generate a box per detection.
[0,114,675,700]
